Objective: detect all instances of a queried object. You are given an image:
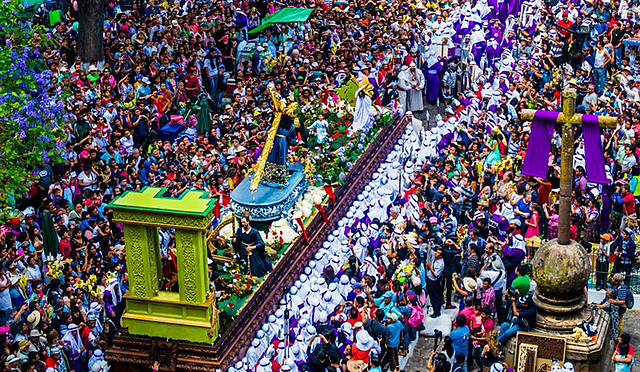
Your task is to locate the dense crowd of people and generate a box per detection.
[3,0,640,368]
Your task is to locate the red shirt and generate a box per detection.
[537,181,552,206]
[345,311,363,327]
[46,357,61,369]
[623,192,636,214]
[184,76,200,99]
[351,344,371,363]
[557,19,573,40]
[471,315,495,333]
[59,239,71,259]
[459,306,475,324]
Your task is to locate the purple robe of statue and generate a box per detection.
[497,0,509,22]
[425,61,444,104]
[368,76,380,102]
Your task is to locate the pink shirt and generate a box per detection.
[459,306,475,324]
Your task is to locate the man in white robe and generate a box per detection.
[256,358,272,372]
[246,339,263,367]
[399,62,425,113]
[297,274,310,299]
[338,275,352,301]
[406,111,425,141]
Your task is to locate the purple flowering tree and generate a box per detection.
[0,0,66,221]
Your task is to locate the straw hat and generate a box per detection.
[347,360,367,372]
[463,277,478,292]
[27,311,41,327]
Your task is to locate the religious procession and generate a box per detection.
[3,0,640,370]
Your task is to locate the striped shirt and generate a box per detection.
[616,284,629,314]
[508,138,520,157]
[460,187,474,212]
[443,216,458,238]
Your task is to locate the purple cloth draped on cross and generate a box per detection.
[582,114,608,184]
[522,111,609,185]
[522,111,557,179]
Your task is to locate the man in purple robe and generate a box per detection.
[424,50,444,104]
[486,39,503,68]
[488,20,504,42]
[470,25,487,65]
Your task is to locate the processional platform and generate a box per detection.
[105,116,405,371]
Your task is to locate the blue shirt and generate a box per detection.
[450,326,470,357]
[387,321,404,348]
[136,84,151,99]
[516,199,531,220]
[617,284,629,314]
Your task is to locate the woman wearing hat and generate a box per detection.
[452,273,478,310]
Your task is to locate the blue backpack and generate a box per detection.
[625,285,635,309]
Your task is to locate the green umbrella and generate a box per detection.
[196,96,212,135]
[42,210,58,257]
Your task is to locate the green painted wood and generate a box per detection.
[108,186,217,216]
[113,187,219,343]
[123,225,161,298]
[175,230,209,303]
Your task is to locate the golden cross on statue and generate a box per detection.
[250,86,298,193]
[518,87,618,245]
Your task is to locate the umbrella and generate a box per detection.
[196,96,212,135]
[42,210,58,258]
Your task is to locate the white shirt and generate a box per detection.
[427,257,444,281]
[77,171,98,191]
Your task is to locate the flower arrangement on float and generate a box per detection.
[393,260,418,284]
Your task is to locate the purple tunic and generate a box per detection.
[425,61,444,103]
[502,245,526,286]
[486,44,503,68]
[472,41,487,65]
[488,25,503,43]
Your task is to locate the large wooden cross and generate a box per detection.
[518,87,618,245]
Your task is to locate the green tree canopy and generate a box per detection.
[0,0,66,221]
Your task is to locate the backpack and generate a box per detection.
[408,305,424,328]
[625,286,635,309]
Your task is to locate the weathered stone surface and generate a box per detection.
[532,239,590,300]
